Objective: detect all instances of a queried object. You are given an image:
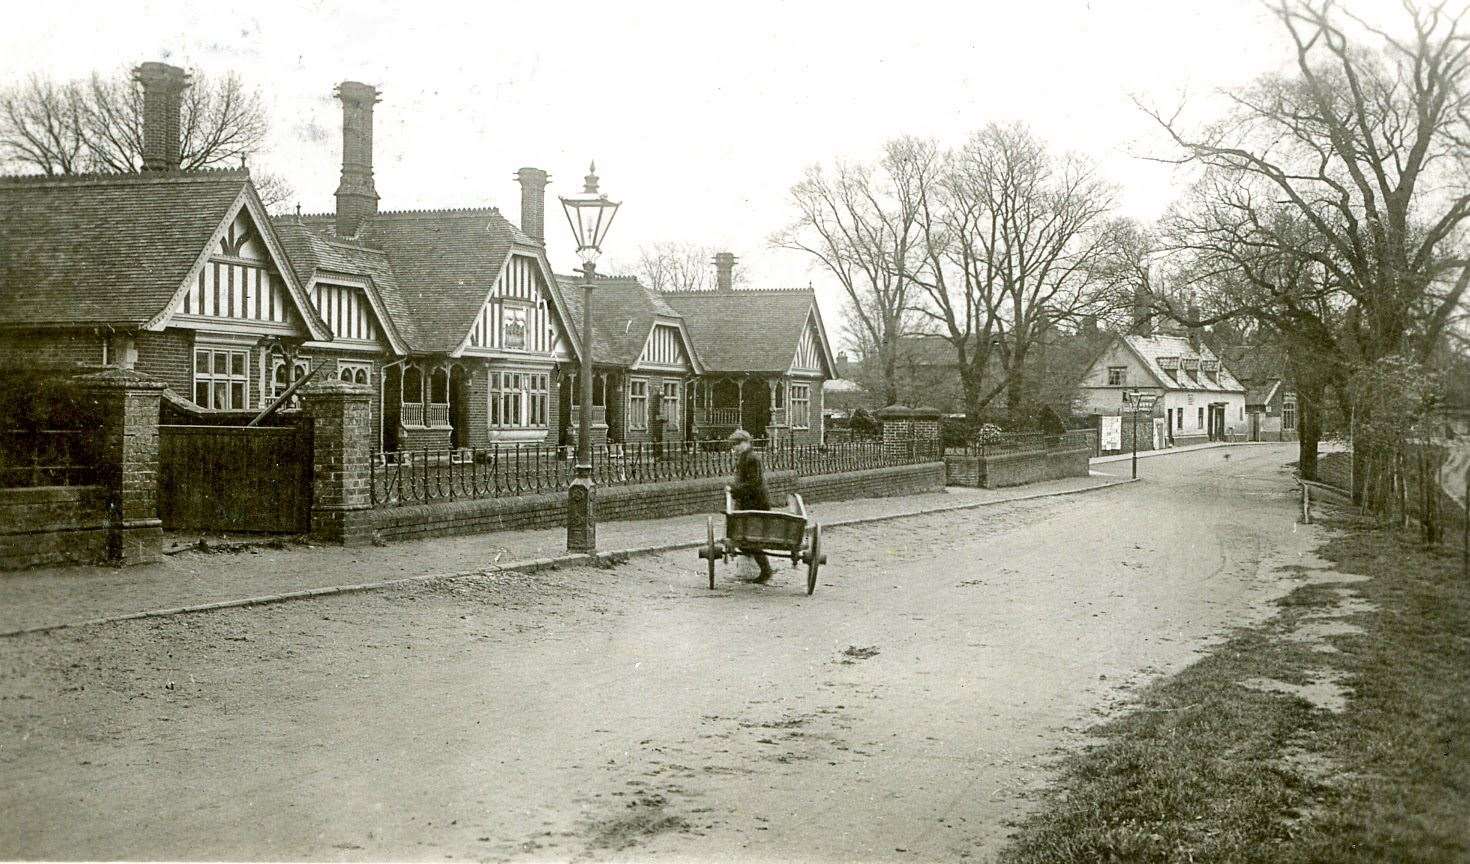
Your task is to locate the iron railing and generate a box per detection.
[0,429,100,488]
[368,437,945,507]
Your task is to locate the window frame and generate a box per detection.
[790,383,811,429]
[195,346,250,410]
[500,303,529,351]
[488,370,550,430]
[1107,366,1126,386]
[628,378,649,430]
[337,361,371,385]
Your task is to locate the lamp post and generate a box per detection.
[560,162,621,554]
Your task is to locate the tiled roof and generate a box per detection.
[1245,381,1282,406]
[1122,334,1245,393]
[0,169,249,327]
[661,289,819,373]
[300,207,533,354]
[551,275,675,367]
[272,219,419,350]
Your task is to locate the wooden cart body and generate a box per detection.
[699,488,825,594]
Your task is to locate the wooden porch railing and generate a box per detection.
[569,405,608,427]
[401,402,450,428]
[697,407,741,427]
[426,402,449,427]
[401,402,423,427]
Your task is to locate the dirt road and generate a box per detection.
[0,444,1316,861]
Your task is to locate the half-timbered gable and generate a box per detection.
[788,307,833,377]
[464,252,563,357]
[172,209,299,333]
[635,321,693,372]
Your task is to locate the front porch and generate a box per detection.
[692,375,818,443]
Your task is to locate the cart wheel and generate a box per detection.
[806,523,822,596]
[706,515,717,590]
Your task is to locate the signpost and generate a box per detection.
[1122,390,1159,480]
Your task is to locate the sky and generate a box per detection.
[0,0,1426,350]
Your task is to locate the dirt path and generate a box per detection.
[0,444,1314,861]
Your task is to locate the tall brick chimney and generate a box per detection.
[334,81,380,238]
[515,167,550,244]
[714,252,737,293]
[1187,300,1203,350]
[134,62,189,172]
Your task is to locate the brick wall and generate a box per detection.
[399,425,453,451]
[0,485,111,569]
[0,330,103,369]
[365,462,945,543]
[134,330,193,397]
[945,446,1092,489]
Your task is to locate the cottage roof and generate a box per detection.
[661,288,831,375]
[298,207,569,356]
[1119,334,1245,393]
[0,169,254,328]
[1245,380,1283,407]
[272,219,416,353]
[551,274,695,369]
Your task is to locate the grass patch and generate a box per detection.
[998,513,1470,863]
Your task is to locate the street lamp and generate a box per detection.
[560,162,621,554]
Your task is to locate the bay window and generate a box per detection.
[489,371,549,428]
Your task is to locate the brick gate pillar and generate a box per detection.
[877,404,915,461]
[77,368,165,565]
[302,379,374,546]
[912,406,942,459]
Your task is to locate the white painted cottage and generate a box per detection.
[1077,334,1247,446]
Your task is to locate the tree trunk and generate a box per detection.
[1297,386,1322,481]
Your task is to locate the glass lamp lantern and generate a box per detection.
[559,162,620,268]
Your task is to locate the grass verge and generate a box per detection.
[998,511,1469,863]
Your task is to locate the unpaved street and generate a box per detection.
[0,444,1316,861]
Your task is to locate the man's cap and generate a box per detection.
[727,429,752,443]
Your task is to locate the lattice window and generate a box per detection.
[489,371,549,429]
[660,381,680,429]
[628,379,648,430]
[194,347,249,410]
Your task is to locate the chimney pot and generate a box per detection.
[134,62,189,171]
[515,167,550,244]
[334,81,380,238]
[714,252,737,292]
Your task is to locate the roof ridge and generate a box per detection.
[663,287,814,295]
[0,167,249,186]
[370,205,504,218]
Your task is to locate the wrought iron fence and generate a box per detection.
[946,429,1098,459]
[369,437,946,507]
[0,429,101,488]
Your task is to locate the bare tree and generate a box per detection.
[631,242,746,292]
[1144,0,1470,490]
[775,146,925,406]
[0,67,287,207]
[948,124,1118,424]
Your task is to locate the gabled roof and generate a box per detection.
[661,288,831,375]
[273,219,415,353]
[298,207,574,357]
[1116,334,1245,393]
[1245,380,1283,407]
[0,169,252,328]
[551,274,697,370]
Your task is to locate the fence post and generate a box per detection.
[301,379,375,546]
[77,368,165,565]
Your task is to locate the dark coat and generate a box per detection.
[731,448,771,510]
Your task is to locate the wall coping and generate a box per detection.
[877,404,915,419]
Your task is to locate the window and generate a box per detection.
[790,384,811,429]
[338,361,370,385]
[501,305,528,350]
[488,371,549,428]
[195,347,249,410]
[1197,407,1204,429]
[660,382,680,429]
[1282,397,1297,431]
[1176,408,1183,430]
[1107,366,1126,386]
[628,379,648,430]
[271,357,309,402]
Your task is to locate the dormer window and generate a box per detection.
[1157,356,1179,371]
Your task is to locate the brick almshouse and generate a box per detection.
[0,63,836,456]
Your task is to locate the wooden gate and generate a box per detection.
[158,423,313,533]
